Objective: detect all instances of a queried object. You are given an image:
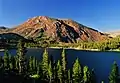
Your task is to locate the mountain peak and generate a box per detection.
[0,26,8,29]
[9,16,109,42]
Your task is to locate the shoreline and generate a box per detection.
[49,47,120,52]
[1,47,120,52]
[0,49,5,51]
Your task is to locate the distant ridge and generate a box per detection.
[0,26,8,29]
[106,30,120,37]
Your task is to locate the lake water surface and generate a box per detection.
[0,48,120,83]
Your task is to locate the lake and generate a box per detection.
[0,48,120,83]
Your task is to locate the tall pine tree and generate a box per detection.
[17,39,27,75]
[72,58,82,83]
[109,61,119,83]
[42,48,49,79]
[68,69,71,83]
[61,48,67,82]
[3,49,10,71]
[9,55,13,70]
[14,55,19,71]
[57,60,63,83]
[33,56,37,74]
[37,61,42,75]
[53,60,57,82]
[83,66,91,83]
[28,56,34,75]
[48,61,53,83]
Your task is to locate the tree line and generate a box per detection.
[0,40,120,83]
[25,36,120,51]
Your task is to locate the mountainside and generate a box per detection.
[0,26,9,33]
[0,26,8,29]
[0,33,26,41]
[5,16,109,43]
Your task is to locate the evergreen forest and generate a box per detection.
[0,40,120,83]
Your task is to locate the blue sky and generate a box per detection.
[1,0,120,32]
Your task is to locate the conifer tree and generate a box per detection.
[61,48,67,82]
[72,58,82,83]
[83,66,91,83]
[12,56,16,71]
[37,61,42,75]
[14,55,19,71]
[57,60,63,83]
[50,55,54,72]
[53,60,57,81]
[48,61,53,83]
[109,61,119,83]
[42,48,49,79]
[9,55,13,70]
[17,39,27,75]
[33,56,37,74]
[68,69,71,83]
[28,56,33,74]
[61,49,67,72]
[3,49,10,71]
[49,55,55,81]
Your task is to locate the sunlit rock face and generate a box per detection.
[4,16,109,43]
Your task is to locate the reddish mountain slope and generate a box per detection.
[9,16,109,43]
